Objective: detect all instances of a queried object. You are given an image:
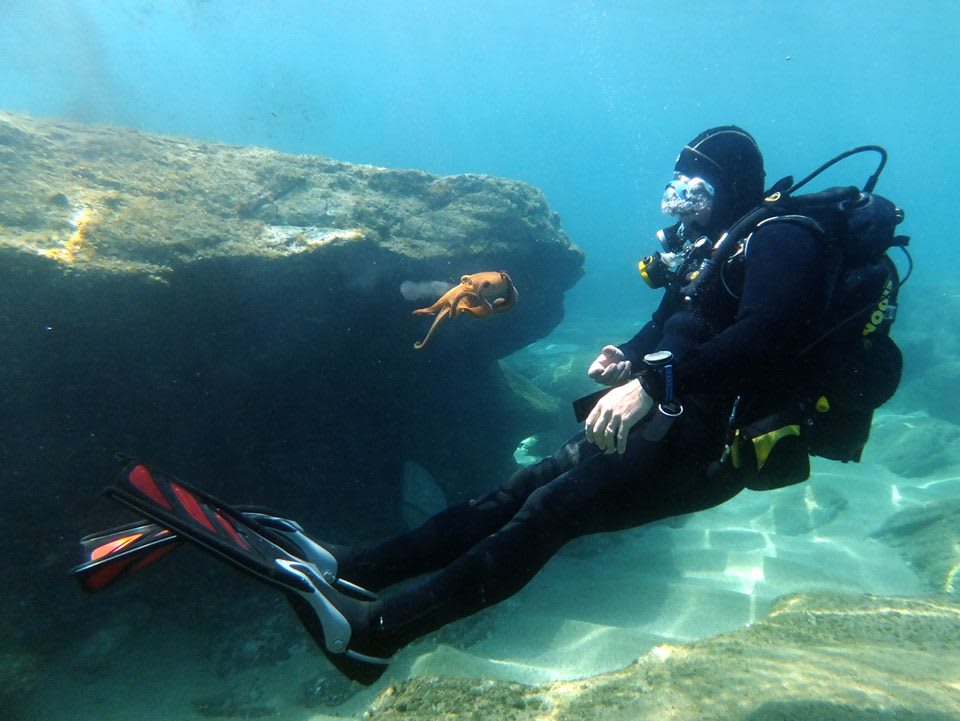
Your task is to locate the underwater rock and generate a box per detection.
[211,621,293,677]
[874,499,960,594]
[763,482,848,536]
[0,650,39,705]
[400,459,448,529]
[364,593,960,721]
[867,411,960,477]
[193,684,277,718]
[0,111,583,545]
[0,111,582,338]
[74,623,134,674]
[298,672,358,709]
[502,337,602,410]
[904,359,960,426]
[497,360,564,418]
[892,282,960,400]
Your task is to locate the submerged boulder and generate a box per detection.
[874,499,960,594]
[0,111,583,548]
[365,593,960,721]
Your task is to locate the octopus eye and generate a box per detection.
[480,281,491,289]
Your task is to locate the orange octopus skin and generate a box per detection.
[412,271,518,349]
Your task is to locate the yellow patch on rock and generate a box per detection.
[38,203,97,264]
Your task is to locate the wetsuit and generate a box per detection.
[337,219,830,657]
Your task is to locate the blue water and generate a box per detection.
[3,0,954,320]
[3,3,959,718]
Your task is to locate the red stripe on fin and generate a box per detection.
[215,512,251,551]
[171,483,216,532]
[129,465,173,510]
[90,533,144,561]
[83,556,138,592]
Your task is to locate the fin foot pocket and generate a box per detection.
[287,592,390,686]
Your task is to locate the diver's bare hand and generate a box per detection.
[584,378,654,455]
[587,345,633,385]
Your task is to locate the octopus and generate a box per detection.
[412,270,519,349]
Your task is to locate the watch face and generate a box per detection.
[644,350,673,365]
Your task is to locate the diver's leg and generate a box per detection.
[349,421,744,659]
[337,436,592,590]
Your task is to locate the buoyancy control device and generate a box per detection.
[648,146,911,490]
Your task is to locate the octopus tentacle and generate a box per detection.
[450,290,484,318]
[490,271,518,313]
[413,306,451,349]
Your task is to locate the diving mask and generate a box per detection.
[661,175,715,220]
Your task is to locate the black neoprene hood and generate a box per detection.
[675,125,766,230]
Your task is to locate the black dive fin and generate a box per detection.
[71,504,271,593]
[70,505,375,597]
[89,460,389,685]
[106,461,321,593]
[72,519,182,593]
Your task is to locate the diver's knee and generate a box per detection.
[468,486,517,513]
[512,483,574,531]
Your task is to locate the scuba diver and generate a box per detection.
[73,126,905,685]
